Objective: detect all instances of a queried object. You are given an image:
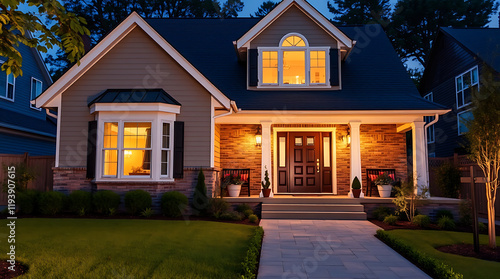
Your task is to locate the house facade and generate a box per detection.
[420,27,500,157]
[36,0,449,202]
[0,37,55,156]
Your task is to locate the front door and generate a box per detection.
[276,132,333,193]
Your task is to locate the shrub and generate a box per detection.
[478,222,487,234]
[2,163,35,192]
[376,230,464,279]
[192,169,208,215]
[383,214,398,225]
[437,216,456,230]
[248,214,259,224]
[435,162,461,198]
[161,191,188,217]
[208,198,230,219]
[458,200,472,227]
[243,209,254,218]
[241,227,264,279]
[373,206,393,221]
[124,190,152,215]
[435,209,454,221]
[141,207,154,218]
[93,190,121,214]
[39,191,66,215]
[219,211,244,221]
[236,203,252,213]
[16,189,39,214]
[68,190,92,215]
[413,214,431,228]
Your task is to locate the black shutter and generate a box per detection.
[173,121,185,179]
[248,49,259,86]
[86,121,97,179]
[330,48,340,86]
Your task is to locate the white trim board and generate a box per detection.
[35,12,232,110]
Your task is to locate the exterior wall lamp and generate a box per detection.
[255,126,262,146]
[342,127,351,145]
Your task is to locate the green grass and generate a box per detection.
[1,218,256,279]
[385,230,500,279]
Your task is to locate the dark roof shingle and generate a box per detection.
[88,88,181,106]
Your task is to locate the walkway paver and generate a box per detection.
[258,220,430,279]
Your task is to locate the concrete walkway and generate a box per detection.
[258,220,430,279]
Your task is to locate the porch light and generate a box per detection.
[255,126,262,146]
[342,128,351,145]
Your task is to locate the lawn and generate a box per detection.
[1,218,256,279]
[384,230,500,279]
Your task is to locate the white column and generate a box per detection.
[349,121,363,198]
[260,121,273,197]
[412,121,428,195]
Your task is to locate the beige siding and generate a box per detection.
[59,27,212,168]
[250,5,338,48]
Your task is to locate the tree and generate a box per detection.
[389,0,498,67]
[0,0,89,77]
[252,1,278,18]
[465,66,500,248]
[327,0,391,25]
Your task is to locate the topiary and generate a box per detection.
[124,190,152,215]
[437,216,456,230]
[16,189,39,214]
[68,190,92,215]
[192,169,208,215]
[248,214,259,224]
[435,209,454,221]
[161,191,188,217]
[39,191,66,215]
[413,214,431,228]
[93,190,121,214]
[373,206,393,221]
[383,214,398,225]
[352,176,361,189]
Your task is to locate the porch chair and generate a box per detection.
[221,169,251,197]
[366,169,396,197]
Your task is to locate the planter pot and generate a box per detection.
[262,189,272,197]
[352,189,361,198]
[227,184,242,197]
[377,184,392,198]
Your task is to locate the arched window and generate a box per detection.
[259,33,329,87]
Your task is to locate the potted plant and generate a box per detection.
[374,172,394,198]
[351,176,362,198]
[222,174,243,197]
[261,167,271,197]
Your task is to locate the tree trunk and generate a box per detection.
[488,197,496,248]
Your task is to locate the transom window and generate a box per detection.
[30,78,43,110]
[259,33,330,87]
[456,66,478,109]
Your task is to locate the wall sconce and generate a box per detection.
[342,128,351,145]
[255,126,262,146]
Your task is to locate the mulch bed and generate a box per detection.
[0,261,28,279]
[437,244,500,262]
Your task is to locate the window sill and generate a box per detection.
[0,96,14,102]
[256,85,334,90]
[96,178,175,183]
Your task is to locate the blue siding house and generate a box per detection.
[0,39,55,156]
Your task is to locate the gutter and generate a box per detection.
[214,107,234,119]
[46,109,58,119]
[424,114,439,195]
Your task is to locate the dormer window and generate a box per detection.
[258,33,330,88]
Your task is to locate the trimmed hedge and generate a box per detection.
[39,191,66,215]
[124,190,152,215]
[376,230,463,279]
[161,191,188,217]
[68,190,92,215]
[241,226,264,279]
[93,190,121,214]
[17,190,39,214]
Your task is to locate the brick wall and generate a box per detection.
[219,124,262,196]
[336,125,351,195]
[53,167,93,194]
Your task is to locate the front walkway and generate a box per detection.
[258,220,430,279]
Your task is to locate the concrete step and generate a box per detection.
[262,203,364,212]
[262,211,367,220]
[262,198,361,204]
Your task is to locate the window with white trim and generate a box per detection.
[30,78,43,110]
[457,109,473,135]
[161,122,171,176]
[259,33,329,87]
[456,66,478,109]
[423,93,435,143]
[1,72,15,101]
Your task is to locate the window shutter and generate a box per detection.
[173,121,185,179]
[86,121,97,179]
[330,48,340,86]
[249,49,259,86]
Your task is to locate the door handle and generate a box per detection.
[316,158,320,172]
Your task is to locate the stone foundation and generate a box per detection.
[52,167,93,194]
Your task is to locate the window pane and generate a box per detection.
[463,72,471,88]
[472,68,478,84]
[162,123,170,149]
[31,79,42,100]
[7,73,14,84]
[161,150,169,175]
[456,76,462,91]
[295,137,302,146]
[323,137,330,168]
[103,150,117,176]
[103,122,118,148]
[307,137,314,146]
[310,51,326,84]
[262,51,278,84]
[279,137,286,167]
[124,150,151,176]
[457,92,464,107]
[123,122,151,148]
[458,111,474,135]
[464,87,472,104]
[282,36,306,47]
[283,51,305,85]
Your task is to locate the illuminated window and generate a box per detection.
[123,122,151,176]
[456,66,478,109]
[30,78,43,110]
[259,33,329,87]
[103,122,118,176]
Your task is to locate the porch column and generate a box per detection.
[349,121,363,198]
[412,121,428,195]
[260,121,273,197]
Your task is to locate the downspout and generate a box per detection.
[46,108,58,119]
[424,114,439,195]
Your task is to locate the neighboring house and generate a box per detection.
[420,27,500,157]
[0,36,55,156]
[35,0,449,202]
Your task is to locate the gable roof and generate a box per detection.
[88,89,181,106]
[236,0,352,49]
[440,27,500,73]
[147,18,448,111]
[35,12,231,109]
